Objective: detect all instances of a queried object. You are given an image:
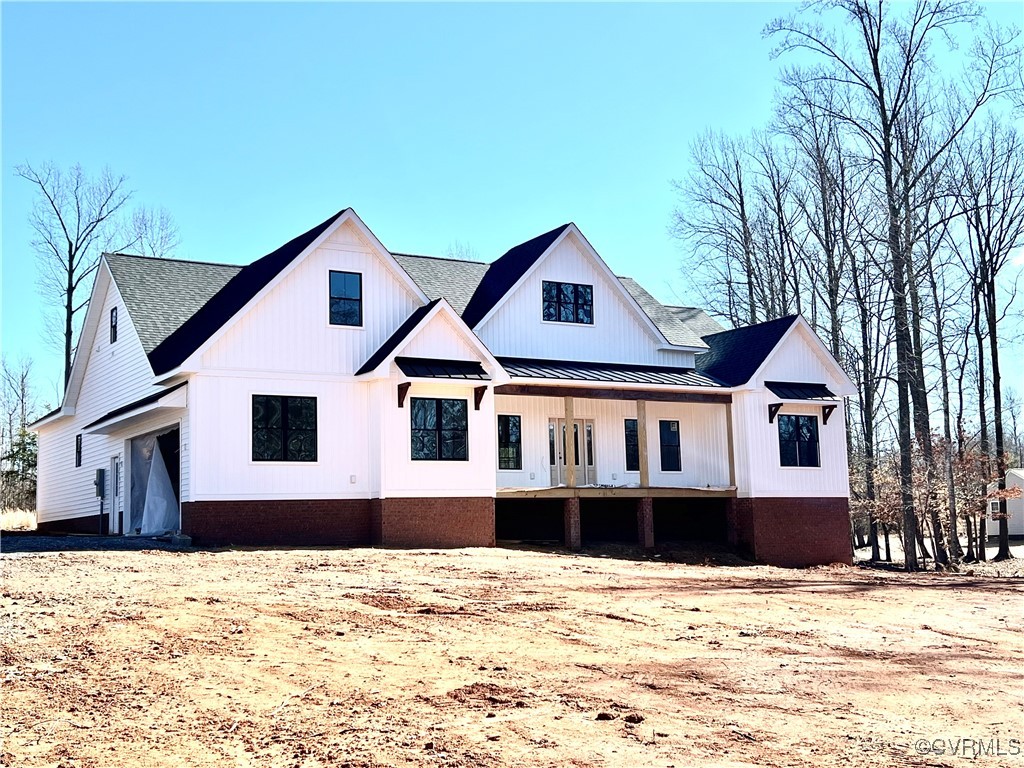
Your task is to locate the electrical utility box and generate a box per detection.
[94,468,106,498]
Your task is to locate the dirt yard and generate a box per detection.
[2,543,1022,768]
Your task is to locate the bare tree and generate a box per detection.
[671,131,760,325]
[952,118,1024,560]
[16,163,182,389]
[16,163,133,388]
[767,0,1019,571]
[122,206,180,259]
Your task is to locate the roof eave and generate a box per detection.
[656,343,708,353]
[28,407,75,431]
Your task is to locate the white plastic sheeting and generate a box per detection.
[130,427,179,535]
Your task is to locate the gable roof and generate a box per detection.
[100,212,721,384]
[460,224,571,328]
[617,278,708,348]
[355,299,441,375]
[147,209,348,375]
[696,315,798,387]
[105,253,242,353]
[393,254,489,315]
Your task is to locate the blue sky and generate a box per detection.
[2,2,1021,407]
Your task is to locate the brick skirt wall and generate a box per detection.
[373,497,495,548]
[181,500,372,546]
[728,497,852,568]
[181,497,495,548]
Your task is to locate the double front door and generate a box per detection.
[548,418,595,486]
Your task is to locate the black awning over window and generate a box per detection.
[765,381,836,400]
[395,357,489,380]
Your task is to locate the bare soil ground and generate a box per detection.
[2,542,1022,768]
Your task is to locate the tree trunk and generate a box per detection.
[986,280,1013,560]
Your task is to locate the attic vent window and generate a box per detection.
[110,307,118,343]
[329,271,362,327]
[542,281,593,325]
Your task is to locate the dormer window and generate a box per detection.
[110,307,118,343]
[542,281,593,324]
[329,271,362,326]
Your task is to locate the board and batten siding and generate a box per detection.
[36,269,182,523]
[189,373,370,501]
[394,310,482,362]
[732,326,851,499]
[493,395,730,489]
[200,220,422,376]
[379,381,496,499]
[475,233,696,367]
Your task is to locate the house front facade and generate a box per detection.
[32,209,856,567]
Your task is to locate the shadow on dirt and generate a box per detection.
[0,532,186,555]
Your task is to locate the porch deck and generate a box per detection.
[496,485,736,499]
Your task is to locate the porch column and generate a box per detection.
[636,497,654,549]
[564,395,577,488]
[724,402,736,487]
[636,399,650,488]
[563,496,581,550]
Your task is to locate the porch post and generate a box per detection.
[563,496,581,550]
[636,497,654,549]
[636,399,650,488]
[564,395,577,488]
[724,402,736,487]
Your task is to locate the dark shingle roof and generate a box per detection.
[498,357,722,388]
[355,299,441,375]
[106,211,727,378]
[666,306,725,340]
[696,315,798,386]
[393,254,489,315]
[461,224,571,327]
[105,254,242,353]
[148,209,347,374]
[617,278,708,349]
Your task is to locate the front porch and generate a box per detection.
[493,373,739,550]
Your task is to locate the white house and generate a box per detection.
[986,469,1024,538]
[31,208,857,566]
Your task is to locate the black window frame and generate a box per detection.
[411,397,469,462]
[659,420,681,472]
[542,280,593,325]
[329,270,363,327]
[778,414,820,468]
[75,434,82,467]
[251,394,318,463]
[110,307,118,343]
[624,418,640,472]
[497,414,522,470]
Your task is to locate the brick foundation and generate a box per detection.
[372,497,494,548]
[181,499,372,546]
[728,497,852,567]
